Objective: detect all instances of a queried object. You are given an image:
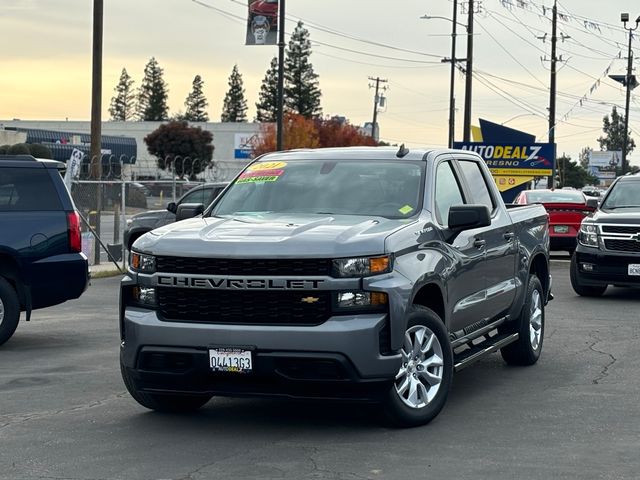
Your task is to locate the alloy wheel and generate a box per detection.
[394,325,444,409]
[529,289,543,351]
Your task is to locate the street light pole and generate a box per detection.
[276,0,286,151]
[621,13,639,175]
[421,11,467,147]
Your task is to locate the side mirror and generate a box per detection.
[166,202,177,214]
[175,203,204,221]
[586,198,599,210]
[448,204,491,231]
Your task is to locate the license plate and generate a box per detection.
[628,264,640,276]
[209,348,252,373]
[553,225,569,233]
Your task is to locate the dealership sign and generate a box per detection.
[453,142,556,177]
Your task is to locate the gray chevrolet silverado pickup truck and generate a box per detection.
[120,146,551,426]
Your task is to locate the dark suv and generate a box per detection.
[0,155,89,345]
[124,182,227,250]
[571,174,640,296]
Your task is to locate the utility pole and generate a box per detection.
[368,76,388,142]
[276,0,286,151]
[90,0,103,180]
[447,0,459,147]
[90,0,103,265]
[463,0,475,142]
[620,13,640,175]
[547,0,558,189]
[622,29,633,175]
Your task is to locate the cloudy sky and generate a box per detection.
[1,0,639,165]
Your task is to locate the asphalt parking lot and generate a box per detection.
[1,261,638,480]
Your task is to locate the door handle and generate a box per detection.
[474,239,486,249]
[503,232,515,241]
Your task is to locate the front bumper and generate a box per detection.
[120,306,401,401]
[574,246,640,287]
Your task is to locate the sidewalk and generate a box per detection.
[90,260,126,279]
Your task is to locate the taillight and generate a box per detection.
[67,211,81,253]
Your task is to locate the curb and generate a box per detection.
[90,268,125,279]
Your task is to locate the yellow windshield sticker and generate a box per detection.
[248,161,287,171]
[399,205,414,215]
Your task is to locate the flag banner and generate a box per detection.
[63,148,84,191]
[246,0,278,45]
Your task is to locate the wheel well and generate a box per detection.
[529,253,549,297]
[127,230,148,251]
[412,283,445,322]
[0,254,24,306]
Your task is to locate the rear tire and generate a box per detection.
[0,277,20,346]
[500,274,544,366]
[570,254,607,297]
[120,362,212,413]
[382,306,453,427]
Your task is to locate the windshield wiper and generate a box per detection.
[603,205,640,210]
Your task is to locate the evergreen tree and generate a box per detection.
[184,75,209,122]
[109,68,135,121]
[255,57,279,122]
[137,57,169,121]
[578,146,593,169]
[284,21,322,118]
[221,65,248,122]
[597,106,635,154]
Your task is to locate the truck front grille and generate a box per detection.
[601,225,640,234]
[156,256,331,276]
[604,239,640,253]
[157,287,331,325]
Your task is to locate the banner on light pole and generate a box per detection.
[246,0,278,45]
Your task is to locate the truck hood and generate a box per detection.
[134,213,415,258]
[589,209,640,224]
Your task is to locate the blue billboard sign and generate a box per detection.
[453,142,556,177]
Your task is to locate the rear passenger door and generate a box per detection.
[434,159,487,334]
[456,158,517,320]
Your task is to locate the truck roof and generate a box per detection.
[255,146,463,162]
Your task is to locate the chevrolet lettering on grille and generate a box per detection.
[157,275,324,290]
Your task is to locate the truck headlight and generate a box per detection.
[130,252,156,273]
[336,291,388,310]
[332,255,392,278]
[578,224,598,248]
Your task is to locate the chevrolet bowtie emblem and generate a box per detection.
[301,296,320,304]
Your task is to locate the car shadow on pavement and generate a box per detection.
[125,397,384,431]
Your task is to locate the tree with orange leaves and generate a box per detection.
[251,114,375,157]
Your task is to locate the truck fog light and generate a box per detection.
[581,263,594,272]
[336,291,388,309]
[337,291,371,308]
[133,287,157,306]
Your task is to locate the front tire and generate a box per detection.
[570,254,607,297]
[382,306,453,427]
[500,274,544,366]
[120,363,212,413]
[0,277,20,346]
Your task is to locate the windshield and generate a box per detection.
[212,159,424,219]
[601,182,640,209]
[527,190,585,204]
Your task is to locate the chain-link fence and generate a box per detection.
[69,156,248,269]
